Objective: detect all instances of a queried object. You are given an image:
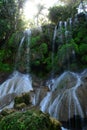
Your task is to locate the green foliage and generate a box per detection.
[30,13,87,74]
[0,50,5,62]
[0,0,26,72]
[0,63,11,72]
[31,36,41,46]
[8,33,17,46]
[58,42,78,63]
[59,0,80,6]
[30,38,51,75]
[81,55,87,63]
[72,15,87,68]
[73,16,87,44]
[77,44,87,64]
[79,43,87,55]
[0,31,18,72]
[0,0,22,44]
[14,93,30,108]
[48,6,66,23]
[39,43,48,54]
[53,12,87,71]
[30,28,53,76]
[48,4,77,24]
[0,0,86,74]
[44,55,52,71]
[0,110,61,130]
[0,49,12,72]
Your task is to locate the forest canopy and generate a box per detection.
[0,0,87,74]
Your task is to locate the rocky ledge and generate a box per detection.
[0,108,62,130]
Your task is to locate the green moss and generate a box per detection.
[15,103,27,110]
[0,110,61,130]
[14,92,30,108]
[0,109,15,116]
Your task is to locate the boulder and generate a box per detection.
[0,109,62,130]
[14,92,31,109]
[40,71,87,127]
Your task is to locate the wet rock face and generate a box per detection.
[0,93,16,110]
[0,70,87,130]
[0,72,10,84]
[0,71,33,110]
[14,92,31,110]
[78,75,87,116]
[30,86,50,106]
[62,115,87,130]
[40,70,87,126]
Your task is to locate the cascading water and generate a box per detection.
[69,18,72,31]
[52,18,77,72]
[40,71,87,130]
[64,21,68,42]
[0,71,33,110]
[51,26,57,77]
[38,9,87,130]
[58,21,63,44]
[0,4,87,130]
[77,1,87,14]
[31,88,42,106]
[14,36,25,70]
[0,29,33,110]
[24,29,31,73]
[68,18,72,41]
[15,29,31,73]
[64,21,70,70]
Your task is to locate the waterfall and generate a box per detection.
[69,18,72,39]
[58,21,63,43]
[14,36,25,71]
[0,71,33,110]
[40,70,87,130]
[51,26,57,77]
[51,21,64,76]
[31,88,41,106]
[64,21,70,70]
[15,29,31,73]
[24,29,31,73]
[0,29,33,110]
[53,19,76,71]
[64,21,67,38]
[77,1,87,14]
[69,18,72,31]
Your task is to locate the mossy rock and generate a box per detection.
[0,115,3,121]
[14,92,31,108]
[0,110,61,130]
[14,103,27,110]
[50,117,62,130]
[0,109,15,116]
[0,109,16,122]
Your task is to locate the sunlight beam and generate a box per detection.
[23,1,38,20]
[23,0,60,20]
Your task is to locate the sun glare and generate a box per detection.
[23,0,64,21]
[23,0,59,20]
[23,1,38,20]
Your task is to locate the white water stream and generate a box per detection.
[40,71,86,129]
[0,71,33,110]
[0,29,33,110]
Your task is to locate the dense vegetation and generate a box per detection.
[0,109,61,130]
[0,0,25,72]
[0,0,87,76]
[0,0,87,129]
[30,13,87,76]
